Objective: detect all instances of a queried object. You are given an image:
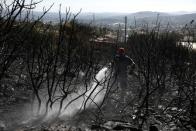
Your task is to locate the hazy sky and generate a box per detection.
[7,0,196,13]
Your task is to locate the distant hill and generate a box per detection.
[31,11,196,27]
[129,11,170,18]
[77,11,196,27]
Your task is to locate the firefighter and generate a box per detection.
[113,47,135,103]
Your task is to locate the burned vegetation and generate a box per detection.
[0,0,196,131]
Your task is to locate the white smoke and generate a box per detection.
[26,67,111,123]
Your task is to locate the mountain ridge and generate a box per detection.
[29,11,196,27]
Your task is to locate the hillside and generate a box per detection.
[34,11,196,28]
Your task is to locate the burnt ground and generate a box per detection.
[0,89,33,130]
[0,75,189,131]
[0,84,136,131]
